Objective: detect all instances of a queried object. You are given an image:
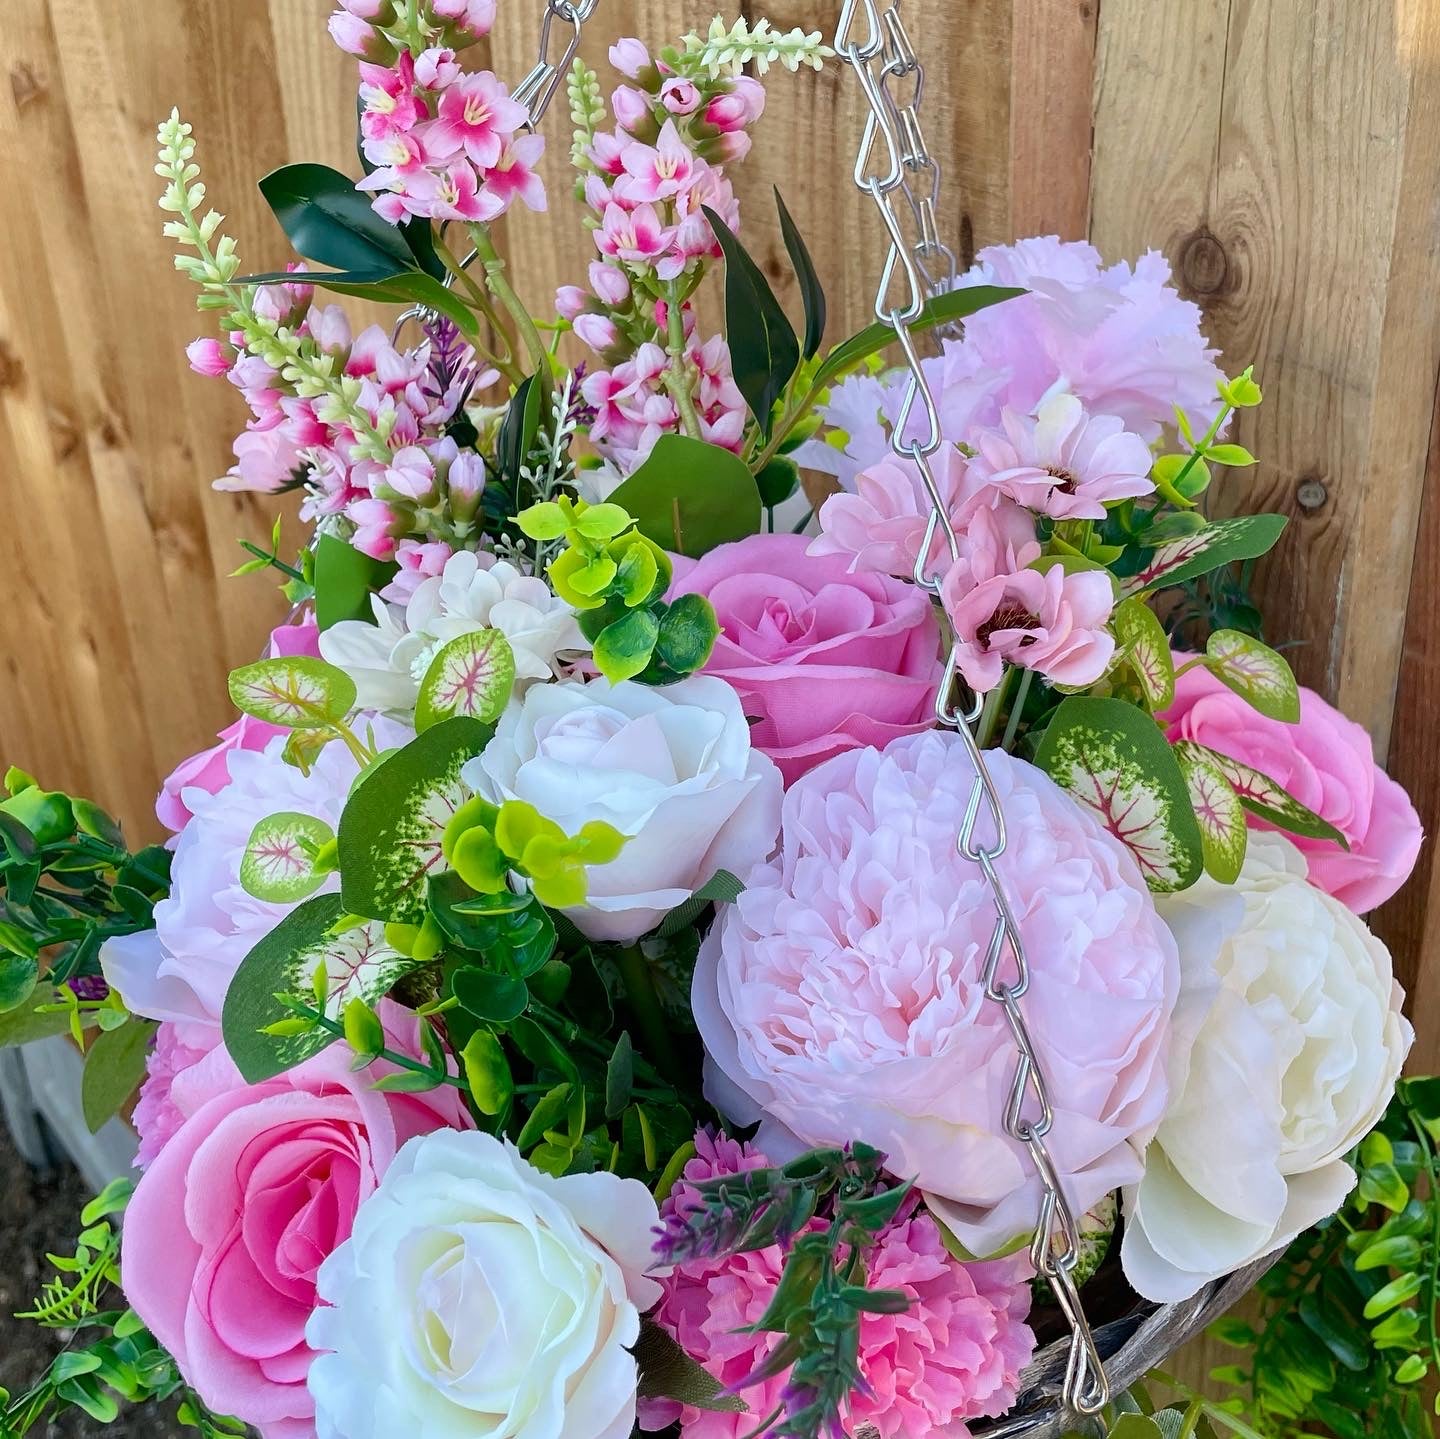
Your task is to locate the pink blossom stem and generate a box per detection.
[435,237,524,386]
[663,287,702,440]
[468,223,551,380]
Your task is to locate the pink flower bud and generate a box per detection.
[703,92,748,133]
[660,78,702,116]
[574,313,621,354]
[432,0,496,39]
[380,445,438,504]
[608,38,653,81]
[415,45,460,89]
[338,0,382,16]
[555,285,590,322]
[185,337,232,378]
[446,450,485,522]
[733,77,767,123]
[306,304,353,355]
[251,284,294,324]
[588,261,631,307]
[327,10,375,55]
[610,85,653,135]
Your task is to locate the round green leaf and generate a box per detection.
[657,595,720,676]
[241,811,336,903]
[0,951,39,1014]
[452,967,529,1024]
[594,608,661,684]
[416,629,516,731]
[229,657,357,729]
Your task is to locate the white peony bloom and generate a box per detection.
[305,1130,662,1439]
[463,675,783,943]
[1122,833,1412,1302]
[319,551,585,715]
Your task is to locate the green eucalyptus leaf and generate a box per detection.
[80,1019,156,1133]
[258,162,416,274]
[1123,514,1288,596]
[655,595,719,676]
[1202,631,1301,723]
[594,608,661,685]
[1035,697,1204,892]
[0,786,75,845]
[607,434,763,559]
[338,716,494,923]
[240,811,335,904]
[703,204,800,436]
[228,657,357,730]
[415,629,516,731]
[222,893,421,1082]
[313,534,397,631]
[451,967,529,1024]
[775,187,826,359]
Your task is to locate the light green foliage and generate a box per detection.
[679,16,834,77]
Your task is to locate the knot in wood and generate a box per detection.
[1176,227,1230,298]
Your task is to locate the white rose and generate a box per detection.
[306,1131,663,1439]
[463,675,783,943]
[319,551,585,714]
[1122,834,1412,1302]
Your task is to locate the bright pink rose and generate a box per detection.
[1162,660,1423,913]
[694,731,1179,1259]
[670,534,944,785]
[122,1017,469,1439]
[155,618,321,833]
[642,1131,1035,1439]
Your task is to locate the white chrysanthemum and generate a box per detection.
[1122,834,1413,1302]
[320,551,585,715]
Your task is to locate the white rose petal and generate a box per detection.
[320,552,586,716]
[1122,834,1412,1302]
[306,1131,662,1439]
[464,675,783,943]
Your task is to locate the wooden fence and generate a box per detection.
[3,0,1440,1065]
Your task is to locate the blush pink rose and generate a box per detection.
[1161,659,1422,914]
[121,1015,469,1439]
[669,534,944,785]
[156,617,322,833]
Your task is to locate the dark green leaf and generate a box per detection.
[655,595,719,676]
[313,533,397,630]
[401,216,447,282]
[605,1031,634,1119]
[608,434,763,559]
[243,266,481,339]
[633,1318,749,1413]
[657,869,745,938]
[431,873,557,976]
[80,1019,156,1133]
[755,455,801,509]
[703,204,800,436]
[1298,1289,1370,1371]
[517,1082,572,1150]
[452,967,529,1024]
[594,608,661,684]
[258,162,415,274]
[0,951,39,1013]
[497,373,544,483]
[774,187,826,359]
[0,999,94,1050]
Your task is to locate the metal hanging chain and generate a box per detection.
[834,0,1109,1418]
[515,0,601,131]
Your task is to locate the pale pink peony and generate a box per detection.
[942,558,1117,693]
[1161,660,1423,914]
[968,394,1156,520]
[642,1131,1035,1439]
[694,732,1179,1258]
[155,617,321,833]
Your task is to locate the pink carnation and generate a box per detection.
[155,617,321,833]
[132,1022,218,1168]
[642,1131,1035,1439]
[1162,659,1423,913]
[694,732,1179,1258]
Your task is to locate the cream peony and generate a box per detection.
[1122,833,1413,1302]
[319,550,585,714]
[305,1130,662,1439]
[463,674,783,942]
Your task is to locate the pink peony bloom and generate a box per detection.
[669,534,943,785]
[1162,660,1423,913]
[154,618,322,833]
[122,1015,469,1439]
[969,394,1156,520]
[642,1131,1035,1439]
[694,732,1180,1258]
[943,559,1117,693]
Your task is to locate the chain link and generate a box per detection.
[835,1,1109,1418]
[514,0,601,131]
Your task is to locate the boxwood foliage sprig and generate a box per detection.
[517,495,719,685]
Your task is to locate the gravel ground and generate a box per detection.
[0,1117,187,1437]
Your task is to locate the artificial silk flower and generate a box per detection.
[1123,834,1412,1302]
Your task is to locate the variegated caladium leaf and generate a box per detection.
[338,716,494,923]
[1175,746,1248,884]
[1122,514,1288,597]
[240,811,335,903]
[228,656,357,729]
[222,893,422,1082]
[1197,630,1301,722]
[1175,740,1349,848]
[1034,697,1204,893]
[415,628,516,732]
[1112,597,1175,711]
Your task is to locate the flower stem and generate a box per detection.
[663,289,703,440]
[468,223,550,380]
[1000,667,1035,753]
[435,236,526,386]
[614,943,682,1082]
[306,1009,469,1092]
[974,667,1016,750]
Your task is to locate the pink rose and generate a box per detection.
[670,534,943,785]
[122,1016,469,1438]
[1162,660,1423,913]
[155,618,321,833]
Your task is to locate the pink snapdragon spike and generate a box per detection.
[969,393,1157,520]
[427,70,527,168]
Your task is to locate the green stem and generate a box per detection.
[751,380,822,474]
[1169,401,1234,495]
[1000,667,1035,753]
[308,1009,470,1093]
[614,943,682,1082]
[469,223,550,379]
[662,289,703,440]
[436,237,525,386]
[328,717,376,770]
[1407,1106,1440,1380]
[974,667,1016,750]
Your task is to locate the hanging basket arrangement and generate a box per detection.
[0,3,1425,1437]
